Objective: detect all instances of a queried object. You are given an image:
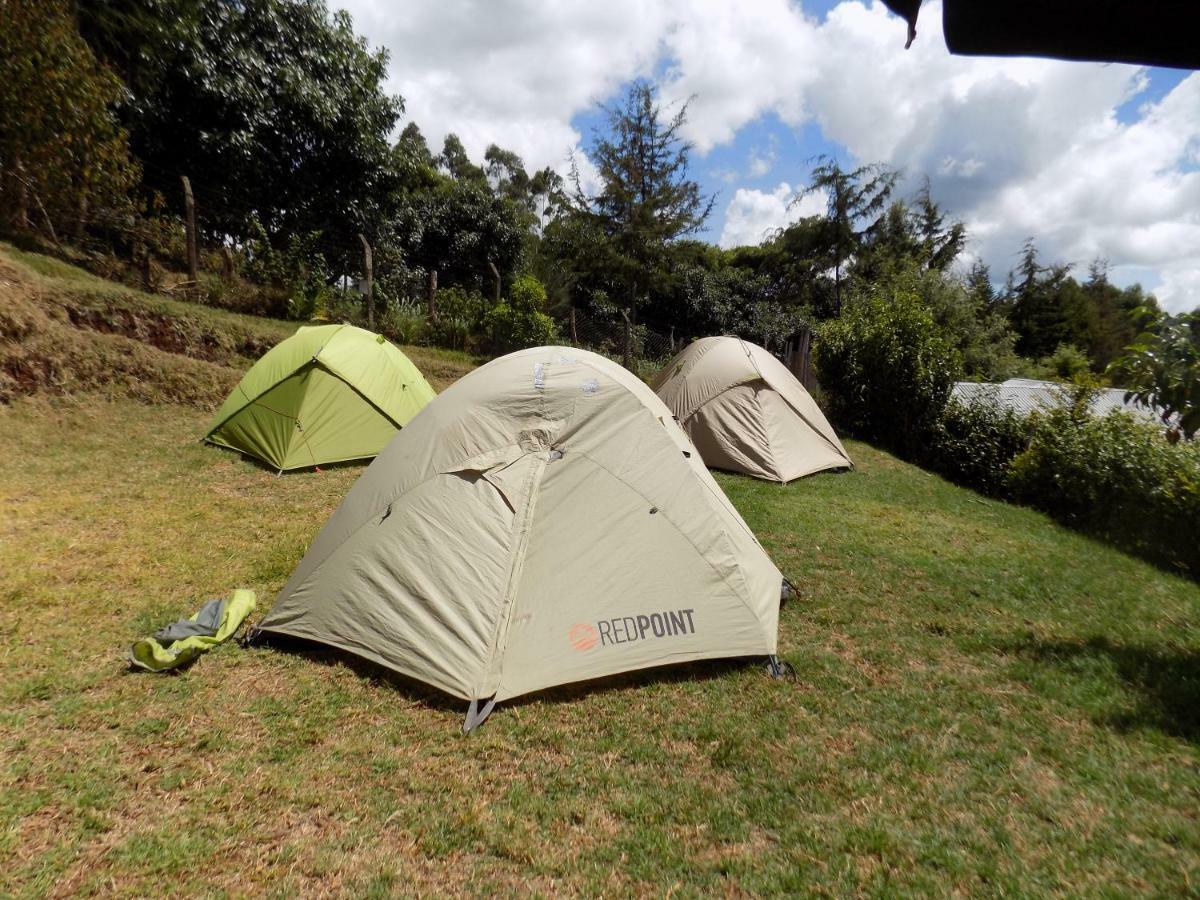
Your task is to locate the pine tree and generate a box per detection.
[799,157,898,315]
[569,81,713,316]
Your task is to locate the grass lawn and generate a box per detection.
[1,386,1197,896]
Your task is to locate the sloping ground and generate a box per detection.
[0,393,1196,895]
[0,243,475,406]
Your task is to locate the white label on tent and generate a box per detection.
[533,362,545,390]
[581,378,599,395]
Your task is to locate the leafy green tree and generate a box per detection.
[1040,343,1092,381]
[395,123,435,170]
[659,261,779,344]
[887,264,1021,381]
[798,157,899,316]
[1110,310,1200,440]
[1080,259,1156,370]
[853,200,922,284]
[567,80,713,317]
[439,134,487,186]
[484,145,530,201]
[740,217,834,315]
[77,0,403,264]
[483,275,558,353]
[0,0,138,239]
[816,284,960,455]
[407,178,525,293]
[966,260,997,309]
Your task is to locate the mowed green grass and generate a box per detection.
[1,392,1198,896]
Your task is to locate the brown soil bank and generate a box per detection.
[0,244,293,407]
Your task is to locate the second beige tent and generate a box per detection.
[653,336,852,483]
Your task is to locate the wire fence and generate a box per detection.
[10,177,819,389]
[558,306,685,381]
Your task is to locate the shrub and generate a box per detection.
[242,221,330,320]
[378,300,426,346]
[816,288,960,456]
[1039,342,1092,381]
[483,275,557,354]
[1008,390,1200,575]
[483,304,557,355]
[928,396,1030,497]
[426,286,489,351]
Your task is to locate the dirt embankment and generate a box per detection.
[0,253,288,407]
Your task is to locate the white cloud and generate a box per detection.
[747,135,779,178]
[336,0,1200,311]
[719,183,826,248]
[338,0,678,172]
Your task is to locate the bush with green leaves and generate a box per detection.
[928,396,1030,497]
[427,286,490,350]
[378,300,426,346]
[1038,342,1093,381]
[1008,391,1200,575]
[483,275,558,355]
[816,287,960,455]
[242,220,331,320]
[1110,309,1200,440]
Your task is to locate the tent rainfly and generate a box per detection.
[251,346,784,731]
[653,336,852,483]
[203,324,435,471]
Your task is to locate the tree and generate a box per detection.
[853,200,921,284]
[1006,239,1076,360]
[568,80,713,317]
[407,178,525,293]
[77,0,403,266]
[889,264,1022,381]
[816,284,960,456]
[0,0,138,239]
[1110,310,1200,440]
[913,178,966,271]
[798,157,899,316]
[966,260,996,309]
[439,134,487,186]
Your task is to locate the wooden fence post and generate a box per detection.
[221,246,235,282]
[570,307,578,344]
[621,308,633,370]
[359,234,374,330]
[487,260,501,304]
[427,269,438,322]
[181,175,198,286]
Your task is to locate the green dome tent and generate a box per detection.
[204,324,435,471]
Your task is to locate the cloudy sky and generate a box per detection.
[337,0,1199,311]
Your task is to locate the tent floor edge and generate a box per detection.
[463,697,498,734]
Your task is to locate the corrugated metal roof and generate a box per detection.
[950,379,1166,425]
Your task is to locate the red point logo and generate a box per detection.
[568,623,598,651]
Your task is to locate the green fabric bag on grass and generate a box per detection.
[130,589,257,672]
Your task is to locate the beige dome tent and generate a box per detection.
[653,336,852,483]
[253,346,783,730]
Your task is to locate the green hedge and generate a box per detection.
[927,395,1029,498]
[924,391,1200,577]
[816,290,958,457]
[1008,403,1200,575]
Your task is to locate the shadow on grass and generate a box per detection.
[200,440,374,476]
[252,631,773,720]
[1002,635,1200,743]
